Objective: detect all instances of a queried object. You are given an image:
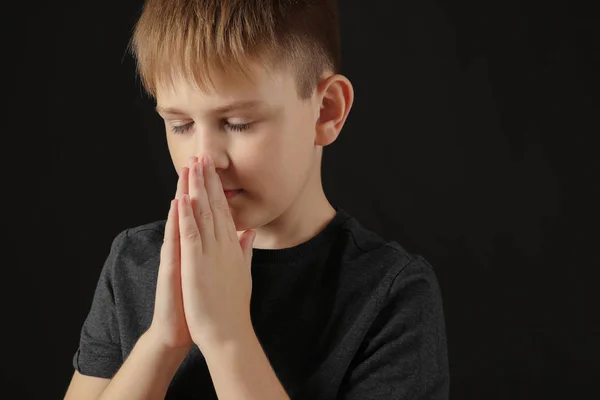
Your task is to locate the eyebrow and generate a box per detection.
[155,100,267,115]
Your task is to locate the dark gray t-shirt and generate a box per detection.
[72,205,449,399]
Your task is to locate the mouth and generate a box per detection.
[224,189,244,199]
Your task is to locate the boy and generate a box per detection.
[65,0,449,399]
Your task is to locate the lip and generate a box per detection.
[224,189,243,199]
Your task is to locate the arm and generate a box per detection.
[65,224,191,400]
[65,230,126,399]
[64,372,110,400]
[97,330,190,400]
[338,257,450,400]
[202,324,290,400]
[65,330,189,400]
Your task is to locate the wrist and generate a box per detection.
[197,322,256,358]
[142,328,193,359]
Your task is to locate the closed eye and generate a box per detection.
[170,121,252,135]
[225,122,251,132]
[171,123,193,134]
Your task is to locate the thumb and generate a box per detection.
[239,230,256,267]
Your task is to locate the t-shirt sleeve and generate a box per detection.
[338,256,450,400]
[72,229,129,379]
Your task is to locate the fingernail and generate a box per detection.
[203,155,212,166]
[183,194,190,205]
[195,162,203,176]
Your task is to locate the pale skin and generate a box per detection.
[159,62,354,250]
[64,62,354,399]
[146,153,289,399]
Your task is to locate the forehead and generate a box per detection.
[155,62,294,109]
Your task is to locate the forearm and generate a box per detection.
[203,326,290,400]
[98,331,189,400]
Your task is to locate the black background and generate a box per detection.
[3,0,598,399]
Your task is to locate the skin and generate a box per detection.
[149,155,292,399]
[155,60,354,250]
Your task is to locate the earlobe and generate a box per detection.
[315,74,354,147]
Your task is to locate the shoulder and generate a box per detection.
[103,219,167,277]
[113,219,166,248]
[123,219,167,252]
[370,241,443,312]
[341,212,446,326]
[334,220,449,399]
[336,212,442,305]
[336,213,425,276]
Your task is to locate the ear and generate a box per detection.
[314,74,354,147]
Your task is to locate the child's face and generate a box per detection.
[155,62,323,233]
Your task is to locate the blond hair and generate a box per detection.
[128,0,341,100]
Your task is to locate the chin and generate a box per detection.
[231,209,254,232]
[232,206,270,233]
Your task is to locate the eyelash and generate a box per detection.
[171,122,252,135]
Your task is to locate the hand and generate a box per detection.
[146,159,196,351]
[178,155,256,351]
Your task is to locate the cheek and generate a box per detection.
[232,137,285,192]
[266,129,312,183]
[239,140,279,176]
[166,137,192,173]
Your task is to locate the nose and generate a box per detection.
[193,128,229,170]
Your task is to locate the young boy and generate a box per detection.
[65,0,449,399]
